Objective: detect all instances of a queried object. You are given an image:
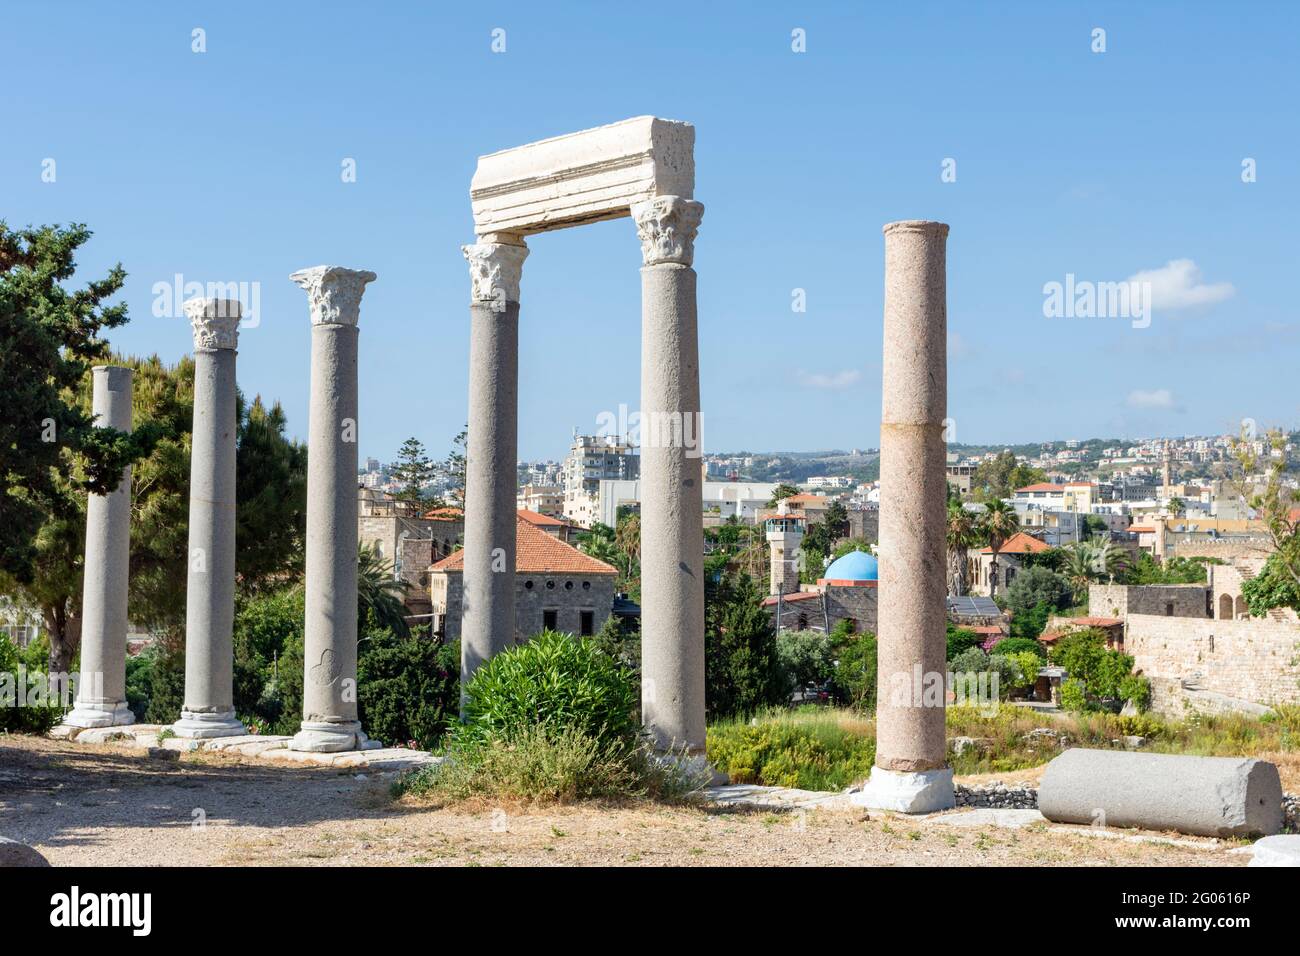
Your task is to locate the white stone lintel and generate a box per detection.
[470,116,694,237]
[850,766,956,814]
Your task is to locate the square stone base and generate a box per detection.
[172,709,247,740]
[850,767,956,814]
[58,700,135,730]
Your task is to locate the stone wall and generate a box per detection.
[429,571,616,643]
[848,508,879,544]
[1125,612,1300,716]
[1089,583,1209,620]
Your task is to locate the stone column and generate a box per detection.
[460,237,527,694]
[853,220,955,813]
[62,366,134,728]
[288,265,376,752]
[174,299,246,739]
[633,196,707,754]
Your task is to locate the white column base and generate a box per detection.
[850,766,955,814]
[59,700,135,730]
[172,709,247,740]
[289,720,364,753]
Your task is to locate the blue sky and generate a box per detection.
[4,1,1297,461]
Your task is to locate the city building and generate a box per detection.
[562,434,639,527]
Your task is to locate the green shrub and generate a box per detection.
[395,723,700,804]
[1060,677,1088,712]
[775,629,835,694]
[1005,566,1072,614]
[946,624,981,661]
[949,646,990,676]
[0,634,65,734]
[832,632,877,712]
[988,636,1046,660]
[125,645,155,722]
[143,634,186,724]
[1009,601,1053,641]
[707,710,875,791]
[357,629,459,750]
[458,630,639,752]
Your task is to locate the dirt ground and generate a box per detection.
[0,734,1249,866]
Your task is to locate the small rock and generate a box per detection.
[0,837,50,867]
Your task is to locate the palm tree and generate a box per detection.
[979,499,1020,600]
[614,513,641,575]
[945,501,978,597]
[358,544,410,636]
[1061,541,1097,603]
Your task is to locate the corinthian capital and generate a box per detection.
[631,196,703,266]
[289,265,377,326]
[462,238,528,307]
[184,298,241,351]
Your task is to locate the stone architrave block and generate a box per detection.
[470,116,694,236]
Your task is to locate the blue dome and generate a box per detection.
[823,550,878,582]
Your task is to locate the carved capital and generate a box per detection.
[631,196,703,266]
[184,298,241,351]
[462,240,528,306]
[289,265,377,326]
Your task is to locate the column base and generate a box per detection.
[172,709,247,740]
[850,766,955,814]
[288,720,365,753]
[59,700,135,730]
[650,750,729,788]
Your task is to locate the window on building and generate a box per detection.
[580,611,594,636]
[543,609,558,631]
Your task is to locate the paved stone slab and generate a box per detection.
[1247,834,1300,867]
[1039,748,1283,838]
[926,808,1047,829]
[707,784,852,810]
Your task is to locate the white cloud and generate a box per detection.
[1127,259,1234,311]
[798,368,861,389]
[1126,388,1176,410]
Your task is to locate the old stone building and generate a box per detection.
[967,531,1051,596]
[761,549,879,634]
[427,513,618,643]
[1084,580,1300,717]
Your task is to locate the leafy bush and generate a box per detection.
[949,646,990,676]
[0,634,65,734]
[707,710,876,790]
[987,636,1046,660]
[775,630,835,694]
[945,624,981,661]
[1060,677,1088,712]
[458,630,639,752]
[1009,601,1053,641]
[357,629,459,750]
[1049,627,1141,709]
[397,724,676,804]
[231,586,305,735]
[398,631,706,804]
[832,632,877,712]
[143,633,186,724]
[1005,566,1072,614]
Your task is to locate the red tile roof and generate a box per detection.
[981,531,1051,554]
[760,591,823,607]
[1015,483,1064,493]
[423,506,464,520]
[430,516,616,575]
[517,508,566,527]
